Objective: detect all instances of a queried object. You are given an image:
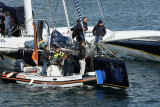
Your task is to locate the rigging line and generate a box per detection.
[55,0,69,29]
[8,1,50,36]
[46,0,54,29]
[52,0,59,22]
[55,13,64,29]
[16,0,19,7]
[97,31,123,60]
[97,42,109,57]
[100,42,123,60]
[96,0,108,28]
[54,0,66,29]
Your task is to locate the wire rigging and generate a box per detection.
[46,0,54,29]
[96,0,108,28]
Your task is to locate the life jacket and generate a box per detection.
[52,51,64,59]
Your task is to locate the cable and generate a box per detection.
[96,0,108,28]
[8,0,50,36]
[97,31,123,60]
[46,0,54,29]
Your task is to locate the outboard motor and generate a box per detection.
[15,59,26,72]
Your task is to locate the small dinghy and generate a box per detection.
[0,56,129,88]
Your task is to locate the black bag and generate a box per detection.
[4,29,8,35]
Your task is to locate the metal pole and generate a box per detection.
[24,0,34,36]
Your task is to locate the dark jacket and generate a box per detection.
[40,49,51,62]
[64,56,75,73]
[78,45,86,60]
[0,23,5,33]
[92,25,106,37]
[73,23,83,37]
[83,22,88,31]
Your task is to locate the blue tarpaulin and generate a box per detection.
[51,30,69,48]
[25,30,69,49]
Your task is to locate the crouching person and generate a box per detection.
[57,52,75,76]
[51,47,64,64]
[40,45,51,76]
[64,53,75,76]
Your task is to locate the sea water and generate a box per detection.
[0,0,160,106]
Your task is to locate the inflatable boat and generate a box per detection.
[0,57,129,88]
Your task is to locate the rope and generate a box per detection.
[97,43,109,57]
[97,32,123,60]
[16,0,19,7]
[8,0,50,36]
[52,0,59,23]
[46,0,54,29]
[55,13,64,29]
[96,0,108,28]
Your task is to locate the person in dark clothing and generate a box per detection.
[72,18,88,47]
[78,41,87,75]
[83,17,88,32]
[63,54,75,76]
[0,20,5,36]
[40,45,51,76]
[72,20,84,43]
[56,52,75,76]
[92,20,106,53]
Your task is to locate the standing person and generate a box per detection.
[40,45,51,76]
[73,20,84,43]
[4,11,12,37]
[78,41,87,75]
[92,20,106,53]
[83,17,88,32]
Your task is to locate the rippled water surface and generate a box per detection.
[0,0,160,107]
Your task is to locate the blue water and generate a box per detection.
[1,0,160,107]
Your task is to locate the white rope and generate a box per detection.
[96,0,108,28]
[97,32,123,60]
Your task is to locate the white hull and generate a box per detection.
[0,56,129,88]
[103,44,160,62]
[1,26,160,70]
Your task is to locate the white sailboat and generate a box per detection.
[0,21,129,88]
[0,0,160,70]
